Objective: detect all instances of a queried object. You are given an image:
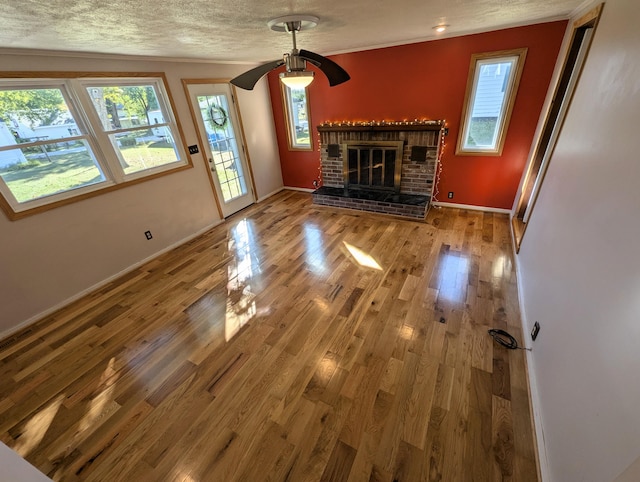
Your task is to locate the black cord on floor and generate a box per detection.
[488,329,531,351]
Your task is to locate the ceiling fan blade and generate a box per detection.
[230,59,285,90]
[299,49,350,86]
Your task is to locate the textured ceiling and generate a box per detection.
[0,0,585,62]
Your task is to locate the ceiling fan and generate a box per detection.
[230,15,351,91]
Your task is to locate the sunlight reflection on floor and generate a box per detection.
[343,242,383,271]
[437,252,469,303]
[225,219,259,341]
[304,224,328,275]
[13,394,64,457]
[78,357,117,433]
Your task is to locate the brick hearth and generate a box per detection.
[312,186,429,219]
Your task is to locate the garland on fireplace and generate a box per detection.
[431,123,447,203]
[313,164,322,189]
[319,119,443,127]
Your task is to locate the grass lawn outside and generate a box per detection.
[466,117,498,147]
[120,142,179,174]
[0,142,180,202]
[296,130,310,146]
[0,149,103,202]
[211,152,246,202]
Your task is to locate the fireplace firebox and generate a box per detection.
[343,140,404,192]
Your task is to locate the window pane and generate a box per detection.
[0,88,83,148]
[0,87,106,204]
[111,127,180,175]
[86,85,163,131]
[85,81,185,177]
[284,86,311,149]
[464,59,515,149]
[0,140,105,202]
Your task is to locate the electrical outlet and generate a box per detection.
[531,321,540,341]
[144,231,153,240]
[448,192,454,199]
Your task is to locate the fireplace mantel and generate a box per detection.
[317,121,444,133]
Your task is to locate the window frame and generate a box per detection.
[0,72,191,221]
[280,83,313,151]
[456,48,528,156]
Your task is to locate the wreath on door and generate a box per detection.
[208,104,229,130]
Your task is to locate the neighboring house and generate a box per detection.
[0,122,27,168]
[0,114,80,169]
[471,63,510,119]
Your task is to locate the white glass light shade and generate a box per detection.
[279,71,314,88]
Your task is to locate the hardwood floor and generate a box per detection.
[0,191,538,481]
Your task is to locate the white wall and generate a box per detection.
[516,1,640,480]
[0,50,283,335]
[235,85,284,201]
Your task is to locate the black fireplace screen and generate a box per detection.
[343,141,404,192]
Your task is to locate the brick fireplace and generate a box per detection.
[313,120,445,219]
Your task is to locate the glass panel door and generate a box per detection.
[186,83,254,217]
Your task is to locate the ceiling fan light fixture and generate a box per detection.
[230,15,350,91]
[280,70,315,89]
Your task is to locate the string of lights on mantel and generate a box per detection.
[431,124,447,204]
[319,119,444,127]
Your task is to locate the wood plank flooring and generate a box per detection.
[0,191,538,481]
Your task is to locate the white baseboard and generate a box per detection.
[284,186,315,193]
[511,231,550,482]
[256,186,284,202]
[0,219,224,341]
[431,201,512,214]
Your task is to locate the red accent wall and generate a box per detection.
[268,21,567,209]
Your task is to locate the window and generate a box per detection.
[281,84,312,150]
[84,81,182,177]
[456,48,527,155]
[0,74,189,220]
[0,84,107,205]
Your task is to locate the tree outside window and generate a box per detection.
[85,82,180,175]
